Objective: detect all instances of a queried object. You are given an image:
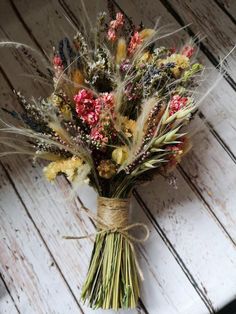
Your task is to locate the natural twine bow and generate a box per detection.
[63,196,150,280]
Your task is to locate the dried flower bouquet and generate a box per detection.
[0,7,204,310]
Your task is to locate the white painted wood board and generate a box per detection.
[1,0,236,313]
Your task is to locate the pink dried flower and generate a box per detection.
[128,31,142,55]
[182,46,194,58]
[74,90,114,128]
[169,95,188,115]
[74,89,99,126]
[115,12,124,27]
[107,28,116,41]
[90,93,115,145]
[99,93,114,109]
[90,127,109,145]
[170,145,181,153]
[107,12,124,41]
[109,12,124,29]
[53,55,64,81]
[53,55,63,67]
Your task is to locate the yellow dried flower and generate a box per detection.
[71,69,84,87]
[112,146,128,165]
[139,51,152,64]
[116,38,127,64]
[63,69,84,96]
[120,116,136,137]
[50,93,63,107]
[97,160,116,179]
[163,54,190,78]
[139,28,155,40]
[49,93,72,121]
[60,104,72,121]
[44,156,83,181]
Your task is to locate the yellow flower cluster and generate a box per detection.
[164,54,190,78]
[50,93,72,121]
[44,156,83,181]
[139,51,152,64]
[120,116,136,138]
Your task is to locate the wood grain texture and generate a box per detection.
[0,164,83,314]
[137,173,236,310]
[0,277,19,314]
[215,0,236,23]
[0,0,236,313]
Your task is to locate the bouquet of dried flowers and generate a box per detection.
[0,8,203,310]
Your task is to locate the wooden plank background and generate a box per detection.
[0,1,236,313]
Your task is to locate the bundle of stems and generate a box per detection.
[81,231,139,309]
[0,3,205,311]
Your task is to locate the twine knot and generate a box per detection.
[63,196,150,279]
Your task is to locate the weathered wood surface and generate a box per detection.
[216,0,236,22]
[0,0,236,313]
[0,164,83,314]
[0,276,19,314]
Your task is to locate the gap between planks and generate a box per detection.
[214,0,236,25]
[0,272,20,314]
[133,189,215,313]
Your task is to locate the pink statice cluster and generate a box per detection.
[107,12,124,41]
[90,126,109,145]
[99,93,114,112]
[182,46,194,58]
[128,31,142,55]
[74,89,115,145]
[169,95,188,115]
[74,89,100,126]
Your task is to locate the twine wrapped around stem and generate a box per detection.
[97,197,129,230]
[64,196,149,309]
